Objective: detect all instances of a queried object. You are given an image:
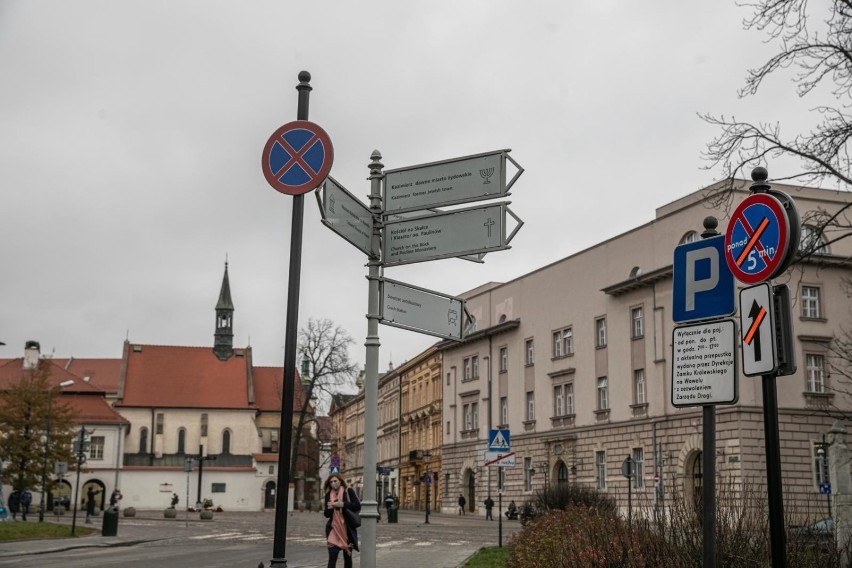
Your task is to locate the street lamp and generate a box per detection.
[423,450,432,524]
[816,437,832,519]
[39,379,75,522]
[535,461,549,492]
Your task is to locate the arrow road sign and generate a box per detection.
[382,202,523,266]
[673,235,736,323]
[318,176,373,256]
[379,278,469,341]
[739,283,777,376]
[384,150,523,214]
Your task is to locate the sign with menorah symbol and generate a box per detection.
[384,149,523,214]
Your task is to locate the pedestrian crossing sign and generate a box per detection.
[488,429,511,452]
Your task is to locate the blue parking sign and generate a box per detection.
[673,236,736,323]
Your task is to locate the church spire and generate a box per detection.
[213,261,234,361]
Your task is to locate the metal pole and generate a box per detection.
[702,405,716,568]
[71,428,85,536]
[196,444,203,507]
[498,473,503,548]
[360,149,384,568]
[763,373,787,568]
[270,70,312,568]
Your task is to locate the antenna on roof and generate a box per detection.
[125,329,130,341]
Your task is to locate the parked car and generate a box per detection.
[790,518,834,552]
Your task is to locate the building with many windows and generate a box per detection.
[438,180,852,520]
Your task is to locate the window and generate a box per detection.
[177,429,186,454]
[463,358,471,380]
[634,369,646,405]
[554,384,564,416]
[446,421,450,434]
[500,347,508,372]
[472,402,479,429]
[222,430,231,454]
[90,436,105,460]
[632,448,644,489]
[596,317,607,347]
[596,451,606,489]
[463,402,478,430]
[800,225,829,255]
[553,384,574,417]
[446,372,450,386]
[268,465,274,474]
[632,307,644,338]
[525,339,535,365]
[211,483,226,493]
[156,413,164,435]
[201,414,208,437]
[553,327,573,357]
[597,377,609,410]
[526,391,535,421]
[802,286,821,319]
[524,457,533,491]
[806,354,826,393]
[139,427,148,454]
[680,231,699,245]
[500,397,508,425]
[565,383,574,415]
[472,356,479,378]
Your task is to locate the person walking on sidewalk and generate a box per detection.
[8,491,20,521]
[484,496,494,520]
[323,473,360,568]
[20,490,31,521]
[457,494,466,515]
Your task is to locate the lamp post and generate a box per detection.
[817,436,832,519]
[39,379,74,522]
[423,451,432,524]
[535,461,549,493]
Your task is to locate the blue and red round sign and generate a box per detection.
[724,193,790,284]
[262,120,334,195]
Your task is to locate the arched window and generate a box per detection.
[629,266,643,278]
[177,428,186,454]
[222,430,231,454]
[139,427,148,454]
[680,231,699,245]
[800,225,829,255]
[557,461,569,486]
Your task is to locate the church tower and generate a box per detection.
[213,262,234,361]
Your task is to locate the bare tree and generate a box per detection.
[701,0,852,257]
[289,318,358,480]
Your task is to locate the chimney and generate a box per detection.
[23,340,41,370]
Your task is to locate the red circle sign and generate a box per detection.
[724,193,790,284]
[261,120,334,195]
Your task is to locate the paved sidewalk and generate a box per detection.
[0,508,520,567]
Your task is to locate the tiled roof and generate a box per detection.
[253,453,279,463]
[56,358,121,393]
[253,366,310,412]
[61,394,128,425]
[0,359,103,394]
[117,344,253,409]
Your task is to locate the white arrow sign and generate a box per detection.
[380,278,468,341]
[739,283,777,376]
[317,176,373,256]
[382,202,522,266]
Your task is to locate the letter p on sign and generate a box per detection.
[672,236,736,323]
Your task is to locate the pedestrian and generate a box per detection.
[20,489,31,521]
[457,493,466,515]
[109,489,122,509]
[506,500,517,520]
[170,493,179,508]
[85,486,99,523]
[323,473,360,568]
[8,490,20,521]
[484,496,494,520]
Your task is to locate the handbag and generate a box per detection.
[342,488,361,528]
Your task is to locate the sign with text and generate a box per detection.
[384,150,523,214]
[484,451,516,467]
[671,319,738,407]
[319,176,373,255]
[379,278,467,341]
[383,203,521,266]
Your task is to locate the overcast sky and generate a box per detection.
[0,1,817,374]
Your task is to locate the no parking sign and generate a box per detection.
[724,193,790,284]
[261,120,334,195]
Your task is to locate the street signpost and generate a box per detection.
[724,192,790,284]
[673,235,736,323]
[739,283,777,377]
[318,176,373,256]
[382,202,522,266]
[384,150,523,214]
[262,120,334,196]
[379,278,469,341]
[671,319,737,407]
[488,429,511,452]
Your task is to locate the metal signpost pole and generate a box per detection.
[360,150,385,568]
[498,469,503,548]
[270,71,313,568]
[700,220,719,568]
[763,372,787,567]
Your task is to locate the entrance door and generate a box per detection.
[265,481,276,509]
[467,471,475,513]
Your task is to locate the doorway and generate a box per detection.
[264,481,276,509]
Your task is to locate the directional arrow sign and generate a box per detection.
[380,278,468,340]
[318,176,373,256]
[739,283,777,376]
[384,150,523,215]
[382,202,522,266]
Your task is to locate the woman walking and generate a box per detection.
[323,473,360,568]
